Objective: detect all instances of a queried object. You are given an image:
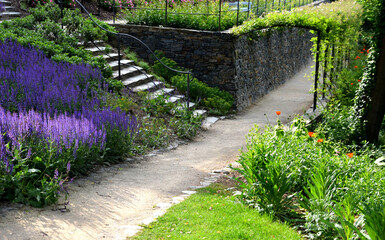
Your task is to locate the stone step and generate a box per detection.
[109,59,134,71]
[193,109,207,117]
[112,66,143,80]
[85,46,108,56]
[122,74,154,88]
[102,53,120,63]
[132,81,164,93]
[176,102,196,110]
[3,6,15,10]
[0,12,21,16]
[78,40,105,48]
[149,88,175,99]
[0,0,11,6]
[165,95,185,104]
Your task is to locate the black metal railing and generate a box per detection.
[105,0,319,30]
[59,0,194,108]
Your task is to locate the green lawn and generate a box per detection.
[130,184,302,240]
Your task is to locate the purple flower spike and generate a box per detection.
[54,169,59,179]
[66,161,71,174]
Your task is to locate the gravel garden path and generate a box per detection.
[0,62,315,240]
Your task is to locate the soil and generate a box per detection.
[0,62,315,240]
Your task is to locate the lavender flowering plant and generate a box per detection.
[0,39,139,206]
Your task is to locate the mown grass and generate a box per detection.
[130,183,302,240]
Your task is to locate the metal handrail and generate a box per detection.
[88,40,155,87]
[109,0,318,31]
[59,0,193,108]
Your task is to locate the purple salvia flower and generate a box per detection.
[54,168,59,179]
[66,161,71,174]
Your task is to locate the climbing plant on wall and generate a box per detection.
[353,0,385,142]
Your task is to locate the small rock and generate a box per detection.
[171,197,185,204]
[181,190,196,195]
[212,169,230,174]
[142,218,155,225]
[201,117,219,129]
[156,202,172,209]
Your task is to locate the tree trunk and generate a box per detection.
[365,33,385,142]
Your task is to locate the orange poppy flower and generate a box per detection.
[347,152,354,158]
[317,139,324,143]
[308,132,315,137]
[358,79,361,82]
[354,66,358,68]
[276,111,281,116]
[351,83,354,85]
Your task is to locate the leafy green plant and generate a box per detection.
[232,125,298,221]
[322,194,362,240]
[300,167,337,213]
[171,74,233,115]
[152,50,182,82]
[170,107,202,140]
[124,48,151,71]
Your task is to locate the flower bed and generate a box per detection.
[0,40,139,207]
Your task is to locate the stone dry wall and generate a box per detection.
[111,24,313,110]
[234,28,313,109]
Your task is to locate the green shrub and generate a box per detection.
[152,50,182,82]
[233,116,385,237]
[171,74,233,115]
[170,108,203,140]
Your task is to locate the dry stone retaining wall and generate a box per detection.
[111,24,313,110]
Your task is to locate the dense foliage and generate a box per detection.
[233,118,385,239]
[0,3,122,89]
[233,1,385,239]
[352,0,385,142]
[123,0,315,31]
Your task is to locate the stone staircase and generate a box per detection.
[0,0,22,21]
[83,40,206,116]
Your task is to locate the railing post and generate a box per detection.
[313,30,321,111]
[113,0,116,23]
[187,73,190,109]
[236,0,240,26]
[330,43,335,92]
[59,0,64,29]
[218,0,222,31]
[264,0,267,12]
[322,41,329,99]
[247,0,251,19]
[98,0,101,16]
[165,0,168,26]
[118,35,121,80]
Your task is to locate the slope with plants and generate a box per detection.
[232,0,385,239]
[0,3,217,207]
